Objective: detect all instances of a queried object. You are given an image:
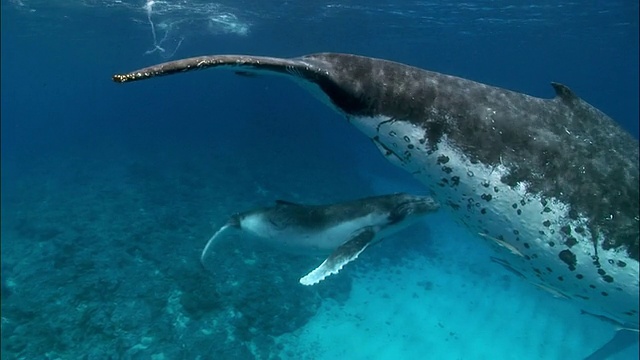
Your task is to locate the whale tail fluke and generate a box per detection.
[200,224,232,266]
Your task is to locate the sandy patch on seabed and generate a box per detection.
[275,213,637,360]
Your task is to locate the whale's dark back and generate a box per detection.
[242,193,439,231]
[301,53,639,260]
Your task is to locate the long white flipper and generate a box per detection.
[299,226,377,286]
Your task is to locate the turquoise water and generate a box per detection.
[1,1,638,359]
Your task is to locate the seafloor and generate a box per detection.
[1,143,637,360]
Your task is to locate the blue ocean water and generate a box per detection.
[1,1,638,359]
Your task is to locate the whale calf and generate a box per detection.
[113,52,639,340]
[200,193,439,285]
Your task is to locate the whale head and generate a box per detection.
[386,193,440,224]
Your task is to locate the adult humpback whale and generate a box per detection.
[113,53,639,334]
[200,193,440,285]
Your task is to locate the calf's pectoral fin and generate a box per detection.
[299,226,378,286]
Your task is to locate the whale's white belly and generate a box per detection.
[241,213,390,254]
[351,115,639,327]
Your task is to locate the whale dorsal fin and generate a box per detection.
[551,82,579,103]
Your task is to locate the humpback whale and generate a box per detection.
[113,52,639,338]
[200,193,439,285]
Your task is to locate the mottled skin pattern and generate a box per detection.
[113,53,639,330]
[299,54,639,260]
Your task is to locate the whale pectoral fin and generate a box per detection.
[112,55,325,85]
[583,328,639,360]
[299,227,377,286]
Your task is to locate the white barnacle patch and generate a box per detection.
[481,106,498,122]
[349,115,639,327]
[286,65,303,78]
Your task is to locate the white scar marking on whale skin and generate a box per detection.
[349,114,639,326]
